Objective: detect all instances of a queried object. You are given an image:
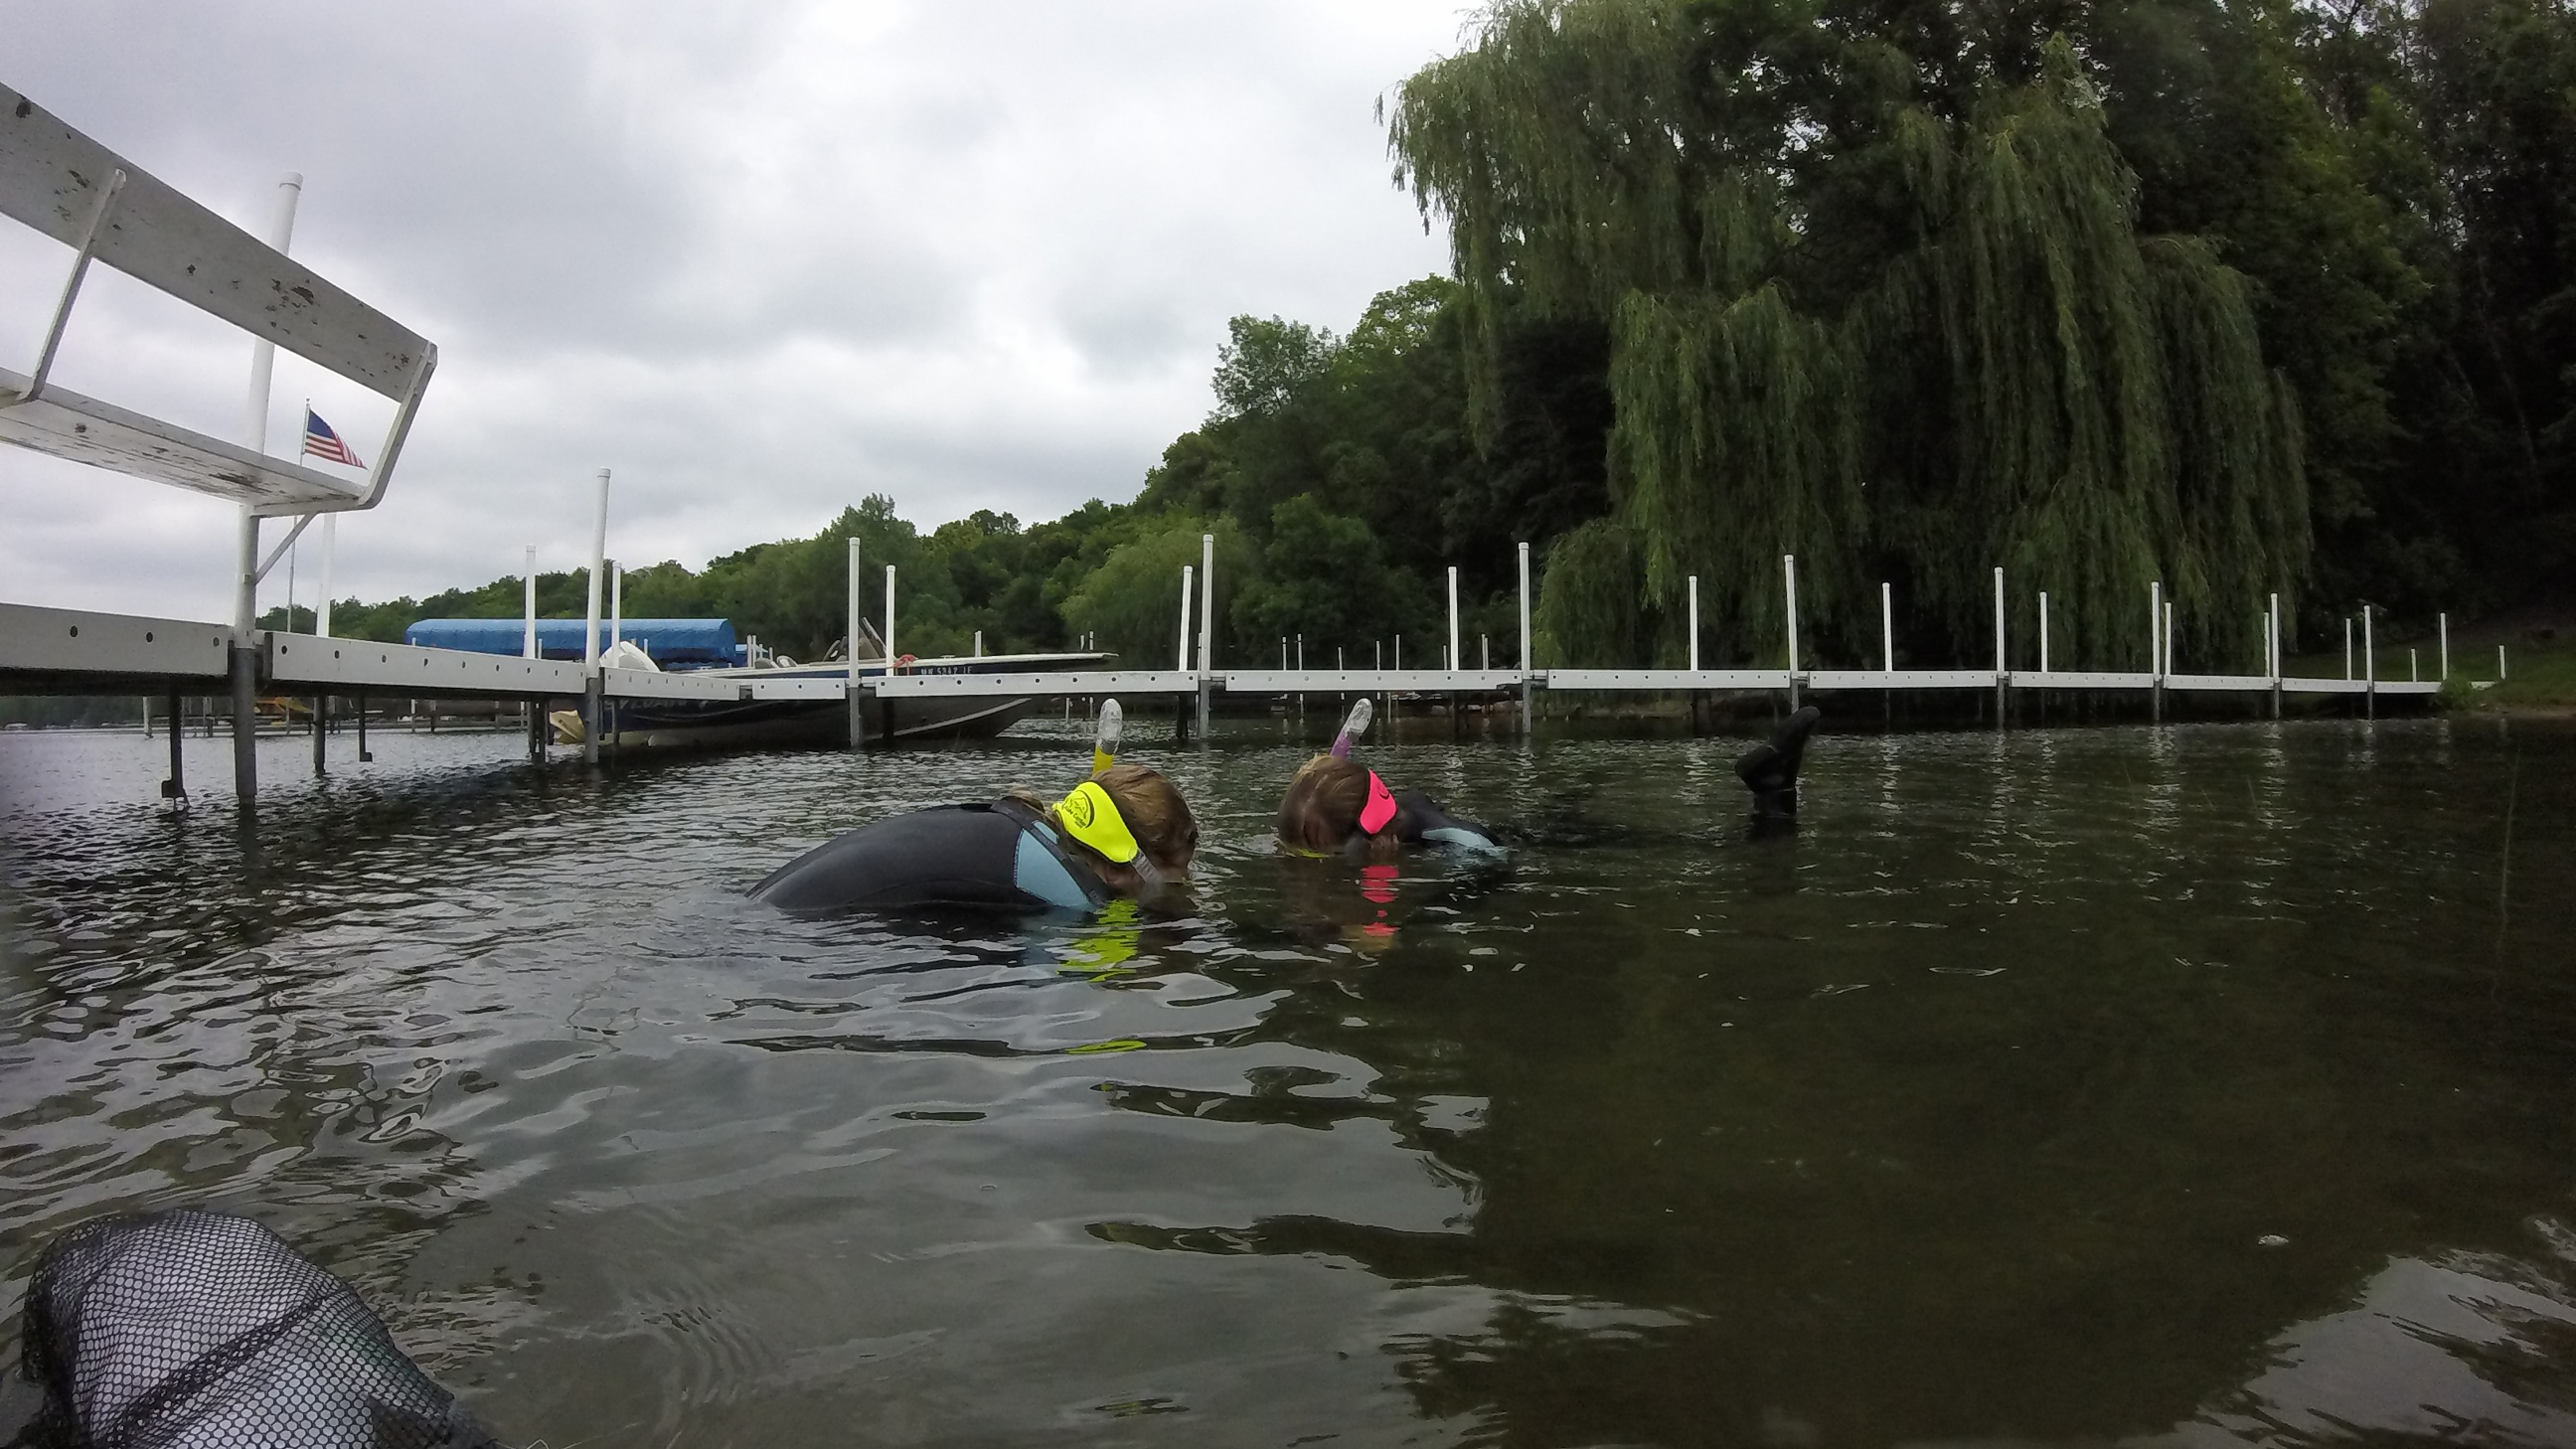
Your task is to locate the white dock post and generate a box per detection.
[2038,590,2050,675]
[2439,612,2450,680]
[2499,644,2508,681]
[883,565,898,667]
[2410,647,2419,682]
[582,468,610,764]
[2149,579,2161,674]
[1482,634,1489,669]
[2165,601,2175,676]
[883,564,899,740]
[2343,617,2353,680]
[522,541,542,757]
[232,170,304,811]
[1176,564,1195,671]
[860,536,881,747]
[1447,565,1461,679]
[2150,580,2164,721]
[1881,581,1894,673]
[2268,591,2282,718]
[974,631,984,658]
[1518,540,1533,732]
[2361,604,2375,718]
[1783,554,1802,709]
[1197,534,1215,737]
[609,562,623,648]
[1993,568,2007,673]
[1688,574,1700,671]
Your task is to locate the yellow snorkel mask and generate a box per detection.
[1054,778,1161,884]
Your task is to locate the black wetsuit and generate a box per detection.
[751,799,1113,913]
[1379,789,1507,856]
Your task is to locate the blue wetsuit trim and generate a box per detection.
[1014,825,1099,911]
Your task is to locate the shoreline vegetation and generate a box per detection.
[38,0,2573,726]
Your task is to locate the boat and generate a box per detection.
[595,649,1109,749]
[402,617,1105,751]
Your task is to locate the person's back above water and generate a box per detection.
[752,702,1198,915]
[1275,701,1507,861]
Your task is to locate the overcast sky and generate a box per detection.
[0,2,1466,620]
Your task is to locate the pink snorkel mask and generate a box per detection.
[1360,770,1398,835]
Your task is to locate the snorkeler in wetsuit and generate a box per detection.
[1275,700,1507,860]
[752,702,1198,914]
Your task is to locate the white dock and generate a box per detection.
[1,598,2443,707]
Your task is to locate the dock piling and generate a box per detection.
[162,687,185,808]
[582,468,609,765]
[1783,554,1801,711]
[1518,541,1533,735]
[1197,535,1214,740]
[2362,604,2376,719]
[847,538,865,751]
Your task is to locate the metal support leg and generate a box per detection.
[1196,680,1211,741]
[357,691,372,761]
[312,697,327,776]
[162,688,186,809]
[229,644,258,811]
[847,685,868,750]
[583,676,603,765]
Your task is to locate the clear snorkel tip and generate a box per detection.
[1330,698,1373,758]
[1093,699,1124,775]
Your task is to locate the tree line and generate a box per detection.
[296,0,2569,672]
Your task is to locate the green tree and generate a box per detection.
[1060,517,1255,668]
[1391,0,2310,668]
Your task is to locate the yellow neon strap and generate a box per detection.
[1055,779,1143,865]
[1092,747,1115,776]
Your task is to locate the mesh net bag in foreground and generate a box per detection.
[7,1209,499,1449]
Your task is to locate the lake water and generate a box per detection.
[2,713,2571,1447]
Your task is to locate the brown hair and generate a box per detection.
[1276,754,1398,861]
[1048,762,1199,890]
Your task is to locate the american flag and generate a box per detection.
[302,407,365,468]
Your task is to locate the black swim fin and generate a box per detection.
[1734,706,1821,816]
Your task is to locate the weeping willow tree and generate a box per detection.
[1389,0,2308,668]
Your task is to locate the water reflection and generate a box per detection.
[2,719,2571,1446]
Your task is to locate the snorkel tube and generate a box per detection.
[1092,699,1124,776]
[1330,698,1372,758]
[1323,700,1400,840]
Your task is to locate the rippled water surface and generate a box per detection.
[4,713,2573,1447]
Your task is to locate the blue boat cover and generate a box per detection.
[403,617,741,666]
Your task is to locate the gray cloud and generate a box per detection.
[0,0,1459,617]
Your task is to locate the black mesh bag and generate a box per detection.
[7,1209,498,1449]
